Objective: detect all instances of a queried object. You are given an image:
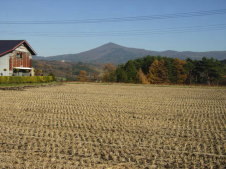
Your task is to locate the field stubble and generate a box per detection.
[0,83,225,168]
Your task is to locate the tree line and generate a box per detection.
[102,56,226,85]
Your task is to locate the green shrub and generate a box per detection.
[0,76,54,84]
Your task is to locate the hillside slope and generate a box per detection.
[32,60,102,80]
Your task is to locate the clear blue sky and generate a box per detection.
[1,0,226,56]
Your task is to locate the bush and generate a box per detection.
[0,76,54,84]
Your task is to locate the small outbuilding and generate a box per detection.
[0,40,36,76]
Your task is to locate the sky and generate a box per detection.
[0,0,226,56]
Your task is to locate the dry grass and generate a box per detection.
[0,83,225,168]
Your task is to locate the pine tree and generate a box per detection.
[125,61,137,83]
[199,57,223,85]
[115,66,128,82]
[185,58,196,84]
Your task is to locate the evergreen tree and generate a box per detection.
[125,61,137,83]
[141,56,157,74]
[185,58,196,84]
[199,57,223,85]
[115,66,128,82]
[165,58,177,83]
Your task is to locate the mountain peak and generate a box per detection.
[105,42,118,45]
[107,42,116,45]
[101,42,123,48]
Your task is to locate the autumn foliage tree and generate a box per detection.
[173,58,187,84]
[148,60,168,84]
[137,69,149,84]
[102,64,116,82]
[77,70,88,82]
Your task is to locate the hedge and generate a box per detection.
[0,76,54,84]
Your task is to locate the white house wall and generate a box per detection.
[0,53,11,76]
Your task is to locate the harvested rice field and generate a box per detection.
[0,83,225,168]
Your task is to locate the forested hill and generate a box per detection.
[33,43,226,64]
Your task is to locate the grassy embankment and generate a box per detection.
[0,76,58,89]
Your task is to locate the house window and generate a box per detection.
[16,52,23,58]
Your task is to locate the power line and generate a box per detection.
[2,24,226,34]
[1,24,226,37]
[0,9,226,24]
[43,27,226,37]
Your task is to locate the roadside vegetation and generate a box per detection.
[0,76,58,90]
[0,81,59,87]
[0,76,54,84]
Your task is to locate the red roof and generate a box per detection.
[0,40,36,57]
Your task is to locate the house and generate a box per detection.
[0,40,36,76]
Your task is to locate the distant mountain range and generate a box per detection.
[34,43,226,64]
